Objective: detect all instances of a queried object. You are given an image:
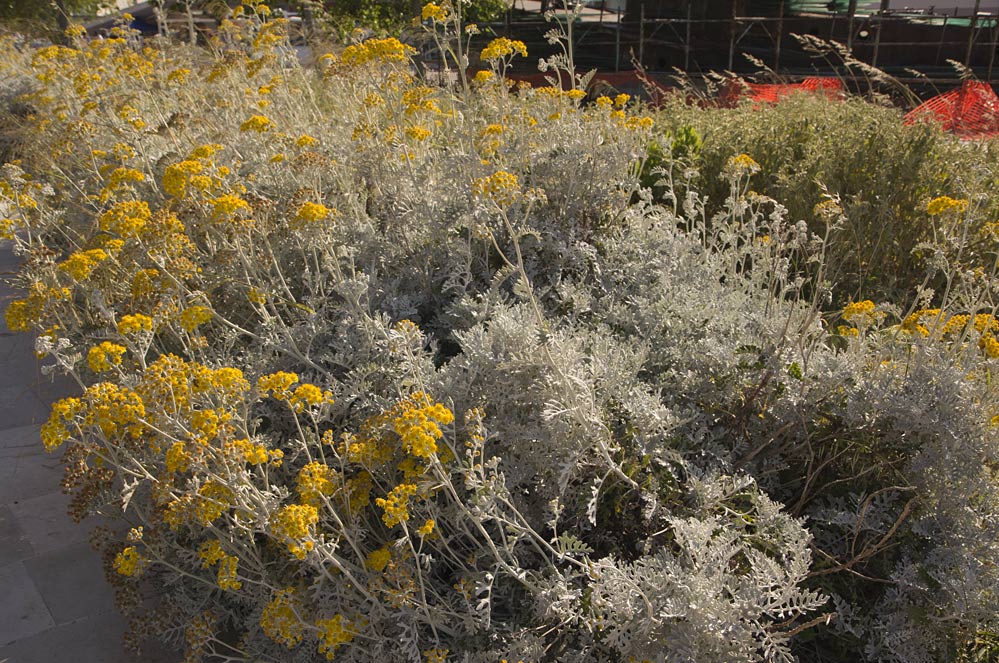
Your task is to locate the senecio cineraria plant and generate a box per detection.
[2,2,999,662]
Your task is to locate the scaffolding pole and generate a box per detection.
[966,0,982,66]
[728,0,737,70]
[846,0,857,50]
[639,4,645,67]
[775,0,785,71]
[684,0,692,71]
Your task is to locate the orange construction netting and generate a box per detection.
[721,77,844,105]
[749,77,844,103]
[904,80,999,138]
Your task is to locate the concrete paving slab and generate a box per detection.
[0,422,42,452]
[0,609,179,663]
[27,374,79,410]
[23,542,116,625]
[0,427,63,505]
[0,562,55,645]
[0,506,34,566]
[0,333,43,390]
[10,491,95,557]
[0,383,51,430]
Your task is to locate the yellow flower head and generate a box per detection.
[317,614,355,659]
[472,170,521,207]
[117,313,153,335]
[726,153,761,177]
[295,134,319,148]
[211,194,251,219]
[113,546,146,577]
[927,196,968,216]
[87,342,126,372]
[260,588,305,648]
[341,38,416,67]
[58,249,109,281]
[270,504,319,559]
[480,37,527,62]
[841,300,878,323]
[294,201,331,225]
[421,1,449,21]
[365,545,392,571]
[100,200,151,236]
[473,70,495,85]
[297,461,335,508]
[417,518,436,537]
[179,305,212,332]
[240,114,274,133]
[375,483,418,527]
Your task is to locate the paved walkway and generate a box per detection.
[0,241,177,663]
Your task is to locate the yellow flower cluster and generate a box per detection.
[226,438,271,465]
[240,114,274,133]
[366,545,392,571]
[113,546,146,577]
[179,305,212,332]
[136,355,247,426]
[297,461,335,508]
[480,37,528,62]
[417,518,436,537]
[260,589,305,647]
[841,300,884,326]
[294,201,332,225]
[191,408,230,441]
[258,372,333,412]
[341,38,416,67]
[117,313,153,334]
[424,648,449,663]
[620,115,655,132]
[406,125,431,141]
[726,153,761,176]
[0,178,39,212]
[104,166,145,192]
[166,440,190,473]
[58,248,109,281]
[258,371,299,399]
[402,86,442,115]
[4,284,71,333]
[902,308,945,336]
[421,2,449,22]
[211,194,251,219]
[980,334,999,358]
[375,482,418,527]
[166,67,190,84]
[393,392,454,458]
[270,503,318,559]
[814,199,844,219]
[473,70,495,85]
[87,341,126,372]
[198,540,242,591]
[99,200,151,236]
[316,614,355,659]
[926,196,968,216]
[41,397,83,452]
[898,308,999,358]
[196,481,233,524]
[290,384,331,412]
[339,429,394,467]
[163,160,203,198]
[81,382,146,439]
[472,170,521,207]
